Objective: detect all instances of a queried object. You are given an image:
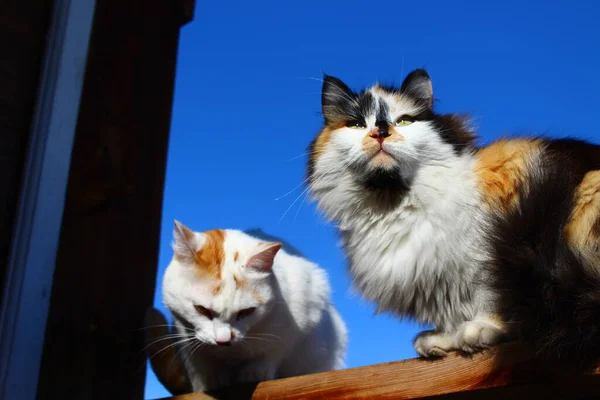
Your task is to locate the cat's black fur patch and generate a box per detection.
[430,113,476,155]
[361,167,409,193]
[487,139,600,369]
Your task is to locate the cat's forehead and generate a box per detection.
[207,265,265,313]
[191,229,249,277]
[352,85,425,118]
[206,233,258,288]
[188,228,227,279]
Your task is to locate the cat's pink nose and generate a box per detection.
[369,126,391,143]
[216,340,231,346]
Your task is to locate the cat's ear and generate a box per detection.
[172,220,204,264]
[247,242,282,273]
[400,69,433,109]
[322,74,355,124]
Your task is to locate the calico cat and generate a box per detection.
[161,221,347,392]
[307,69,600,368]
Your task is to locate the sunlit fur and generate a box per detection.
[307,69,600,368]
[162,223,347,392]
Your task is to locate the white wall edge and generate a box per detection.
[0,0,96,399]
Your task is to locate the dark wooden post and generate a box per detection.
[0,0,53,308]
[36,1,195,399]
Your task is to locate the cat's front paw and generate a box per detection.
[237,362,276,384]
[413,330,454,358]
[455,318,505,354]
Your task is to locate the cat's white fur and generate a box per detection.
[310,87,506,357]
[162,226,347,392]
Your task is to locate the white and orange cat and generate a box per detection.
[161,221,347,392]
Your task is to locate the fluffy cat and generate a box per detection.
[161,221,347,392]
[306,69,600,368]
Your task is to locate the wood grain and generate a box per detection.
[158,342,600,400]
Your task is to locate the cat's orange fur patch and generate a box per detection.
[475,139,542,212]
[564,170,600,258]
[387,127,405,142]
[253,291,264,304]
[233,251,239,262]
[233,274,246,289]
[211,282,223,295]
[310,125,342,165]
[195,229,226,278]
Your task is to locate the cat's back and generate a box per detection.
[243,229,330,294]
[524,138,600,260]
[242,229,333,326]
[474,137,600,222]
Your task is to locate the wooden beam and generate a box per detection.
[36,1,195,399]
[178,0,195,25]
[156,342,600,400]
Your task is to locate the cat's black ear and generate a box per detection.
[322,75,355,124]
[400,69,433,109]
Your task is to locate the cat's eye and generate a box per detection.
[236,307,257,321]
[194,305,213,319]
[346,121,366,129]
[395,116,415,127]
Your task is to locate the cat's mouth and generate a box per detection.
[365,145,400,167]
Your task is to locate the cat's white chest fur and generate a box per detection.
[334,158,490,331]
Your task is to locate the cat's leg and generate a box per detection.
[413,330,455,357]
[183,355,232,392]
[202,373,234,392]
[236,359,277,384]
[453,313,506,354]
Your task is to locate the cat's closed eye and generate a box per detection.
[194,305,214,319]
[236,307,256,321]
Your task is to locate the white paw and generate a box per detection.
[455,319,505,354]
[413,330,454,358]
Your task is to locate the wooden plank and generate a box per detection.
[157,342,600,400]
[35,1,194,399]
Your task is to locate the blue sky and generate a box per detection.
[145,1,600,398]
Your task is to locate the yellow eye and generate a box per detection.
[346,121,366,129]
[395,117,414,127]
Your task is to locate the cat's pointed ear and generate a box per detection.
[322,74,354,124]
[247,242,282,273]
[172,220,204,263]
[400,69,433,109]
